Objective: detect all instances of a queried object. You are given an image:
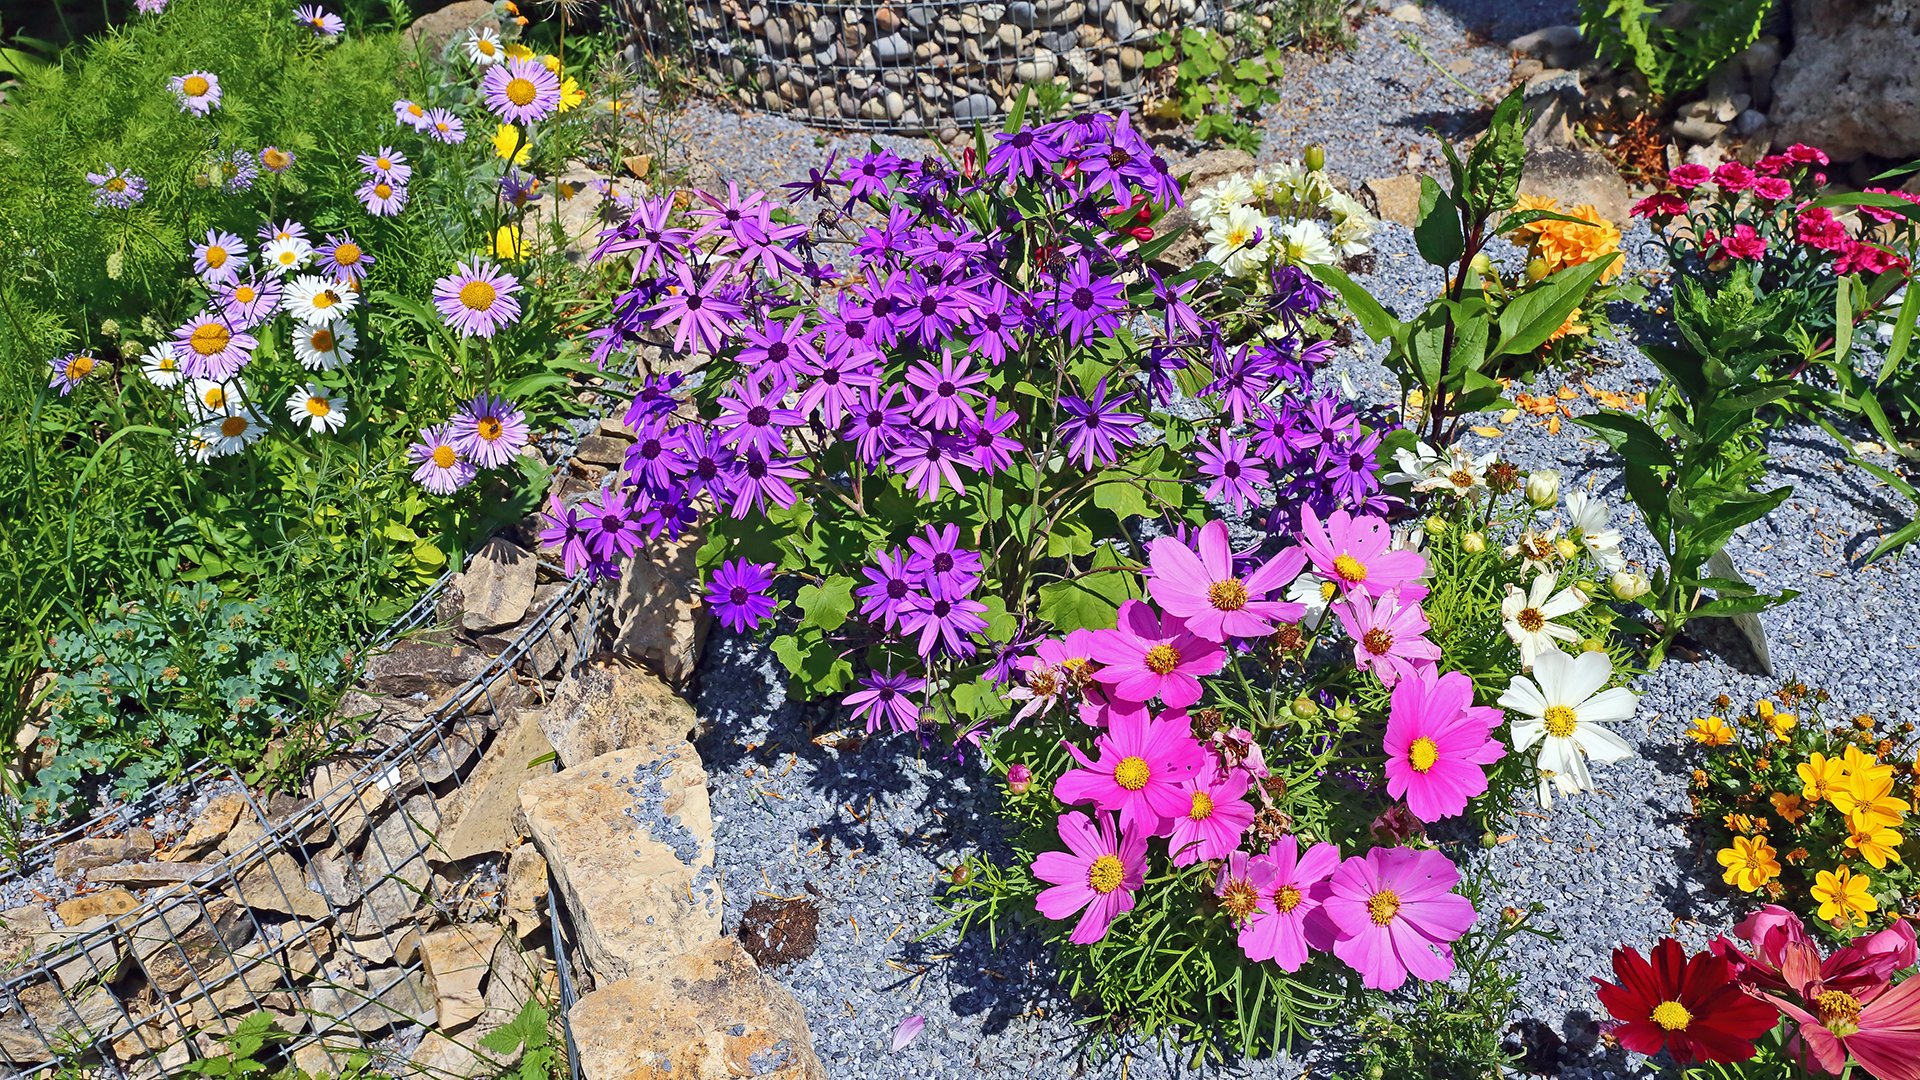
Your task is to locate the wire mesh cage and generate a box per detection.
[609,0,1256,133]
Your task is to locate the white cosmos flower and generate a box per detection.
[283,274,358,324]
[465,27,504,65]
[261,236,314,276]
[1274,219,1336,266]
[1566,490,1627,573]
[1501,571,1586,667]
[286,384,347,433]
[1500,649,1638,806]
[1205,204,1270,277]
[1506,526,1563,576]
[187,377,251,419]
[1326,190,1377,256]
[142,350,184,388]
[1286,573,1339,629]
[1191,175,1254,226]
[1414,447,1494,498]
[1379,440,1445,488]
[195,408,270,457]
[293,319,357,371]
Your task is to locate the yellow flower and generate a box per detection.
[1799,752,1846,804]
[1506,194,1562,243]
[1724,812,1757,835]
[1769,712,1797,740]
[1717,835,1781,892]
[1842,745,1896,788]
[505,43,534,60]
[492,224,531,260]
[1845,822,1904,869]
[1770,791,1807,825]
[492,123,529,166]
[1522,200,1624,283]
[539,52,561,73]
[1812,866,1877,928]
[1831,773,1909,832]
[1688,716,1735,747]
[1545,306,1590,344]
[1756,700,1775,719]
[556,75,585,112]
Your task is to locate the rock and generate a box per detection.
[954,92,995,121]
[365,641,490,699]
[421,924,503,1032]
[572,434,629,469]
[351,794,438,937]
[54,829,154,877]
[607,529,710,687]
[312,759,390,852]
[504,843,549,939]
[402,0,500,61]
[1363,173,1425,226]
[1734,109,1770,137]
[1673,111,1728,145]
[1509,23,1583,68]
[236,852,331,918]
[1388,3,1425,24]
[162,791,247,861]
[538,662,701,769]
[86,860,218,888]
[1518,145,1634,225]
[435,707,554,862]
[458,538,538,635]
[519,744,722,982]
[1523,69,1583,149]
[0,983,119,1064]
[568,939,824,1080]
[132,896,256,995]
[0,904,49,966]
[873,32,911,63]
[55,889,138,926]
[36,914,123,989]
[309,967,436,1035]
[411,1032,488,1080]
[1772,0,1920,161]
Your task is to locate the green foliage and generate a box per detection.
[1573,271,1799,666]
[176,1013,373,1080]
[1313,88,1617,446]
[1142,27,1283,153]
[1577,0,1771,102]
[479,997,563,1080]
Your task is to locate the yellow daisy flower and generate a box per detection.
[505,43,534,60]
[492,224,531,260]
[1831,773,1909,832]
[1717,835,1781,892]
[1811,866,1877,928]
[1845,822,1904,870]
[1799,752,1846,804]
[557,75,585,111]
[492,123,530,166]
[1687,716,1735,747]
[1842,745,1896,788]
[1769,791,1806,825]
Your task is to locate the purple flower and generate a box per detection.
[720,449,806,517]
[448,393,530,468]
[667,425,736,500]
[1204,342,1274,425]
[1051,257,1127,345]
[539,494,593,577]
[737,316,820,386]
[358,147,412,185]
[889,429,971,500]
[624,371,687,427]
[959,397,1021,475]
[899,593,989,658]
[294,4,344,36]
[796,352,878,427]
[966,283,1022,366]
[649,264,742,356]
[1197,432,1269,512]
[1056,378,1141,468]
[845,671,925,734]
[316,233,374,285]
[87,166,146,209]
[424,108,466,144]
[705,558,778,632]
[356,176,408,216]
[410,424,476,494]
[857,547,919,631]
[905,523,983,598]
[1320,430,1382,507]
[779,150,840,203]
[394,99,431,130]
[593,195,691,278]
[840,149,904,202]
[1148,270,1204,341]
[904,350,988,429]
[987,126,1062,180]
[500,167,542,210]
[482,58,562,124]
[48,353,97,396]
[433,259,522,338]
[713,376,802,458]
[621,420,685,493]
[579,486,644,562]
[170,71,221,115]
[170,313,257,380]
[843,385,912,465]
[215,275,282,330]
[193,229,247,284]
[259,146,295,174]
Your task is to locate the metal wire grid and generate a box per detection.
[1,572,608,1079]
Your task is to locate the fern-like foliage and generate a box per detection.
[1577,0,1772,101]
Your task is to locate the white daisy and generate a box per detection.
[1274,219,1337,266]
[1190,175,1254,227]
[1326,190,1377,257]
[1380,440,1445,488]
[1286,573,1340,630]
[187,377,251,419]
[465,27,504,65]
[1505,526,1563,576]
[261,236,314,276]
[142,350,184,388]
[1500,649,1638,806]
[292,319,356,370]
[1501,572,1586,668]
[195,408,270,456]
[177,430,218,463]
[283,274,358,324]
[1414,447,1494,498]
[285,384,347,433]
[1566,490,1627,573]
[1204,204,1269,277]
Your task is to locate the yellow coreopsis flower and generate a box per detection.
[539,52,561,73]
[505,42,534,60]
[492,224,531,260]
[1842,745,1896,788]
[492,123,530,166]
[1812,865,1878,928]
[1832,773,1909,832]
[1799,752,1846,804]
[556,75,585,112]
[1688,716,1735,747]
[1717,835,1781,892]
[1845,822,1904,869]
[1769,711,1798,740]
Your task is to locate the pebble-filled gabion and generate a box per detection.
[610,0,1244,134]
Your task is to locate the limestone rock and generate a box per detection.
[132,896,256,995]
[436,708,557,861]
[607,529,711,686]
[54,829,154,877]
[0,983,119,1064]
[503,843,549,939]
[519,745,721,982]
[1387,2,1425,24]
[421,923,503,1032]
[1772,0,1920,162]
[86,860,217,888]
[1518,145,1633,225]
[1363,173,1424,226]
[366,640,491,699]
[163,791,247,861]
[0,904,50,966]
[402,0,500,61]
[350,794,438,937]
[568,939,824,1080]
[538,661,702,769]
[236,852,331,918]
[458,537,539,635]
[309,967,436,1035]
[55,889,138,926]
[36,914,123,989]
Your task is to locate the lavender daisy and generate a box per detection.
[899,592,989,658]
[1056,378,1142,468]
[482,58,561,125]
[218,148,257,193]
[170,71,222,114]
[215,274,282,330]
[356,176,407,216]
[258,146,295,174]
[86,166,146,209]
[410,424,476,494]
[1051,257,1127,346]
[856,546,919,631]
[193,229,247,285]
[448,393,530,468]
[48,352,98,396]
[432,259,522,338]
[357,147,412,185]
[170,313,258,380]
[393,98,431,129]
[705,558,778,633]
[316,233,374,285]
[1197,432,1269,512]
[844,671,925,734]
[423,108,466,144]
[294,4,344,36]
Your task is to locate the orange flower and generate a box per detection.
[1771,791,1807,825]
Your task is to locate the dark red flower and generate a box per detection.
[1631,193,1687,219]
[1595,938,1780,1064]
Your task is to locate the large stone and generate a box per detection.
[1518,145,1633,225]
[161,791,247,861]
[538,662,701,769]
[435,708,557,862]
[458,537,539,634]
[36,914,123,990]
[0,983,120,1064]
[421,923,503,1032]
[87,860,218,888]
[503,843,549,939]
[55,889,138,926]
[607,530,711,686]
[1363,173,1424,226]
[366,640,491,699]
[519,745,721,982]
[130,896,256,995]
[1772,0,1920,161]
[0,904,50,966]
[308,967,436,1035]
[235,852,331,918]
[54,829,154,877]
[568,939,824,1080]
[402,0,500,61]
[350,794,438,937]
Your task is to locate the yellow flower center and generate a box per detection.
[376,156,392,170]
[1409,736,1439,773]
[106,177,127,192]
[1516,607,1545,633]
[1207,578,1249,612]
[1367,890,1400,925]
[1220,878,1261,920]
[1817,990,1862,1037]
[334,242,362,265]
[506,77,538,107]
[1543,705,1579,738]
[477,416,504,442]
[1088,854,1125,895]
[219,416,248,438]
[478,38,497,56]
[407,102,425,117]
[233,285,257,304]
[1188,791,1215,821]
[203,388,226,408]
[460,280,497,311]
[1449,469,1475,489]
[1114,756,1151,791]
[309,328,335,352]
[431,444,457,468]
[1319,580,1337,602]
[374,182,393,199]
[264,149,290,168]
[1275,884,1303,913]
[1650,1000,1692,1031]
[65,355,95,381]
[1144,644,1181,675]
[312,289,339,310]
[1362,627,1393,656]
[183,75,210,96]
[1333,554,1367,583]
[189,324,231,356]
[305,396,331,417]
[204,246,228,268]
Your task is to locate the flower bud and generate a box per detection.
[1424,516,1448,535]
[1482,831,1499,849]
[1527,257,1551,281]
[1290,696,1317,719]
[1555,537,1582,561]
[1006,763,1032,795]
[1524,469,1560,509]
[1304,144,1326,172]
[1461,531,1487,554]
[1582,638,1607,653]
[1610,570,1651,601]
[1334,702,1358,725]
[1470,252,1494,276]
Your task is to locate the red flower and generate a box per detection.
[1754,153,1792,177]
[1786,143,1831,167]
[1836,240,1909,277]
[1670,163,1712,190]
[1753,176,1793,202]
[1595,938,1780,1064]
[1796,207,1854,253]
[1631,193,1687,219]
[1713,224,1769,261]
[1714,161,1757,193]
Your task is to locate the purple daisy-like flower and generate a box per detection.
[845,671,925,734]
[720,449,806,517]
[193,229,247,284]
[170,312,258,380]
[959,397,1021,476]
[357,147,412,185]
[713,376,803,459]
[1057,378,1142,468]
[48,352,99,396]
[904,350,988,430]
[578,486,645,562]
[215,275,283,330]
[136,0,168,12]
[394,99,431,130]
[796,351,879,427]
[899,592,989,659]
[316,233,374,285]
[482,58,561,125]
[987,125,1063,180]
[623,420,688,494]
[736,314,819,385]
[889,429,971,501]
[857,546,919,631]
[423,108,467,144]
[447,393,530,469]
[648,264,742,355]
[294,4,345,36]
[538,493,592,577]
[666,425,736,500]
[87,166,146,209]
[1052,257,1127,345]
[432,259,522,338]
[410,424,476,495]
[839,149,903,202]
[1197,432,1270,512]
[356,176,408,216]
[259,218,308,244]
[705,558,778,633]
[842,384,912,465]
[905,523,983,598]
[221,148,258,193]
[170,71,221,115]
[258,146,295,174]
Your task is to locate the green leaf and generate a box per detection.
[795,575,856,632]
[1493,208,1602,235]
[1045,518,1096,558]
[1693,589,1799,618]
[1570,412,1675,469]
[1035,544,1142,633]
[1835,273,1856,367]
[1492,254,1621,357]
[480,999,548,1056]
[1688,486,1793,554]
[1878,279,1919,386]
[1308,263,1402,343]
[1412,175,1464,267]
[770,629,854,696]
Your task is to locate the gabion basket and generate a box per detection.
[611,0,1240,132]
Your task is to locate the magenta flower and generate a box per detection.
[1237,836,1342,971]
[1165,766,1255,865]
[1032,810,1147,945]
[1053,709,1206,833]
[448,393,530,469]
[705,558,777,632]
[904,350,988,429]
[1051,257,1127,345]
[904,523,983,598]
[1145,520,1305,643]
[649,264,742,355]
[482,58,562,124]
[1296,505,1427,600]
[578,486,644,562]
[1712,161,1756,193]
[410,424,476,494]
[959,397,1021,475]
[1320,847,1476,991]
[1382,668,1505,822]
[889,429,971,500]
[856,546,919,631]
[1056,378,1142,468]
[1085,599,1224,708]
[719,449,806,517]
[1712,224,1768,261]
[538,494,592,577]
[1334,590,1440,689]
[433,260,522,338]
[899,592,989,658]
[713,377,802,458]
[1196,432,1269,511]
[1668,163,1711,190]
[845,670,924,733]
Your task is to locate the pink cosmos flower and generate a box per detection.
[1085,599,1225,708]
[1144,520,1305,643]
[1296,505,1426,600]
[1165,766,1255,865]
[1008,629,1100,723]
[1032,810,1147,945]
[1715,904,1917,998]
[1382,668,1505,822]
[1333,591,1440,689]
[1053,708,1206,833]
[1713,161,1757,193]
[1669,163,1712,190]
[1321,847,1477,991]
[1237,836,1342,971]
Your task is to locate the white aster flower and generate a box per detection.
[187,377,251,419]
[1326,191,1377,257]
[1274,219,1336,266]
[292,319,357,371]
[195,407,270,456]
[1379,440,1445,488]
[1414,447,1494,498]
[465,27,504,65]
[1287,573,1339,630]
[261,236,314,276]
[1506,526,1563,576]
[1500,649,1638,806]
[283,274,358,324]
[1191,175,1254,226]
[1501,572,1586,667]
[286,383,347,433]
[1566,489,1627,573]
[142,350,184,388]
